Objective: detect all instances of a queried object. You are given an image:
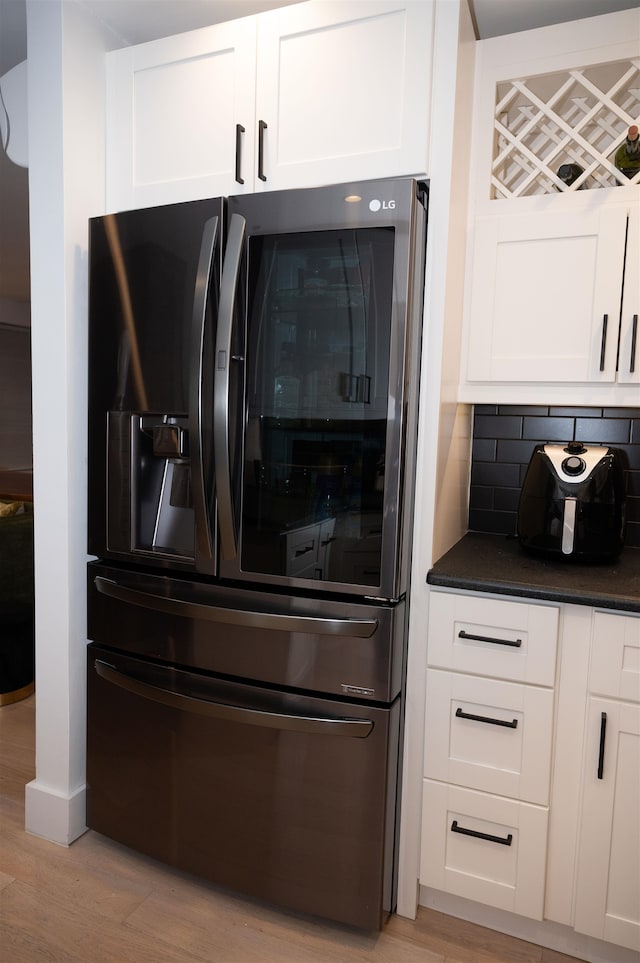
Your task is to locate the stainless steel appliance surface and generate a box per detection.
[86,178,428,930]
[517,442,628,560]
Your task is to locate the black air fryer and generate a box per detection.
[517,442,628,560]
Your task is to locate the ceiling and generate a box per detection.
[0,0,638,307]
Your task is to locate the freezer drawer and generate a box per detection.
[86,644,401,930]
[87,561,404,702]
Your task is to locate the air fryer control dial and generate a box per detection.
[562,455,586,476]
[540,443,612,485]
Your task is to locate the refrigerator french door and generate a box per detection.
[88,180,427,600]
[86,179,428,930]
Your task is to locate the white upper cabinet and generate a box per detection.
[458,7,640,405]
[464,201,639,389]
[105,1,434,211]
[106,18,257,210]
[254,1,433,190]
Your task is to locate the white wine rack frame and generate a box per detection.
[492,57,640,198]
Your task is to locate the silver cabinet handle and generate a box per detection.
[214,213,245,560]
[190,215,219,572]
[94,659,374,737]
[94,576,379,638]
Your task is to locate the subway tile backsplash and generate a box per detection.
[470,406,640,549]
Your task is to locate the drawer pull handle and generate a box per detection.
[455,707,518,729]
[451,820,513,847]
[295,543,315,557]
[458,630,522,648]
[597,711,607,780]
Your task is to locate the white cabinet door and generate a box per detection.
[106,19,256,210]
[424,670,554,804]
[574,697,640,953]
[618,207,640,385]
[465,205,628,383]
[421,780,548,921]
[254,1,433,191]
[427,591,559,686]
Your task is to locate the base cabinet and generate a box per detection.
[573,614,640,954]
[422,590,640,956]
[421,591,558,921]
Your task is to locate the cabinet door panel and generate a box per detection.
[424,670,554,804]
[590,612,640,702]
[255,1,433,190]
[618,208,640,385]
[106,19,256,209]
[466,206,627,383]
[420,780,548,920]
[427,591,559,686]
[574,698,640,953]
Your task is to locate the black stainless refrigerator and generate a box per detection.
[86,178,428,931]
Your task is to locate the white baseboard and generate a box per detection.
[24,779,87,846]
[419,887,639,963]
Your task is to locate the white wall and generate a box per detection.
[25,0,108,845]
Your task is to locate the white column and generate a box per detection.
[25,0,107,845]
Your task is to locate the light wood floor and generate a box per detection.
[1,695,585,963]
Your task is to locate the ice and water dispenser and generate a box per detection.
[107,411,195,561]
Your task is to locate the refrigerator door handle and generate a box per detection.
[215,212,246,561]
[94,659,374,737]
[94,575,379,637]
[190,215,219,573]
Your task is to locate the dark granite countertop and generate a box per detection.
[427,532,640,614]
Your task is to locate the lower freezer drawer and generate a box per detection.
[86,644,400,931]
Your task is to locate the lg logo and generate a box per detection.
[369,198,396,212]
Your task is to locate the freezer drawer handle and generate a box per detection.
[94,659,374,738]
[458,630,522,648]
[451,820,513,847]
[455,707,518,729]
[94,576,379,637]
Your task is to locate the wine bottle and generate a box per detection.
[557,163,585,188]
[615,125,640,179]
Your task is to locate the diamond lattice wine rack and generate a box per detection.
[492,58,640,198]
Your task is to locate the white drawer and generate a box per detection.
[590,612,640,703]
[424,670,554,805]
[428,591,559,686]
[420,779,548,921]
